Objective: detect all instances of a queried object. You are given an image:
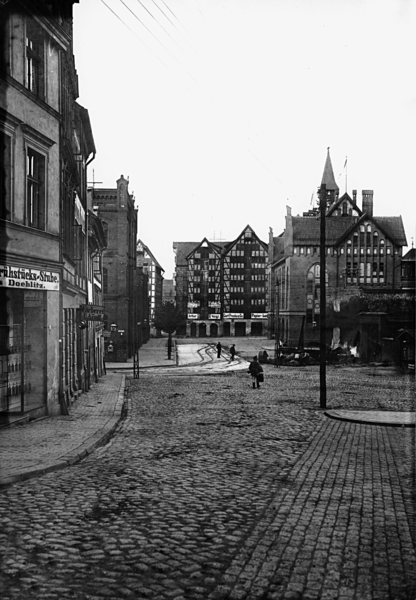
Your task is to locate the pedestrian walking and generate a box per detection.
[248,355,264,388]
[230,344,236,360]
[216,342,222,358]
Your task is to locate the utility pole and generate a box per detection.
[274,277,280,367]
[318,183,327,409]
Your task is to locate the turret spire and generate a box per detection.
[321,147,339,194]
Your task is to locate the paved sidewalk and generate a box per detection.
[0,371,126,488]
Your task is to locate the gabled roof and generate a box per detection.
[184,237,224,260]
[326,192,361,217]
[173,242,201,267]
[402,248,415,261]
[292,215,356,244]
[137,239,164,271]
[372,217,407,246]
[321,148,339,192]
[271,236,285,265]
[223,224,267,251]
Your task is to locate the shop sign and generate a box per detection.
[209,314,220,320]
[80,304,104,321]
[251,313,266,319]
[188,314,198,319]
[0,265,60,291]
[223,312,244,319]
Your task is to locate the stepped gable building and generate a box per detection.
[92,176,138,362]
[174,225,268,337]
[269,148,409,362]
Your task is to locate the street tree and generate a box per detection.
[153,301,182,359]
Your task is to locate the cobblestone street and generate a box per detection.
[0,365,415,599]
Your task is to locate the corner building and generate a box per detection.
[174,225,269,337]
[0,1,79,423]
[269,149,409,360]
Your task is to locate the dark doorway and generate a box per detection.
[235,322,246,337]
[210,323,218,337]
[223,322,230,336]
[190,323,197,337]
[199,323,207,337]
[251,322,263,336]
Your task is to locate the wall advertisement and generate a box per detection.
[0,265,60,291]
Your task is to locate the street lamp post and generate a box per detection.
[318,183,327,409]
[134,322,140,379]
[274,277,280,367]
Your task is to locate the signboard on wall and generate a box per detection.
[251,313,266,319]
[188,314,198,319]
[0,265,60,291]
[80,304,104,321]
[223,312,244,319]
[208,314,220,320]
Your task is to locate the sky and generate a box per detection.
[73,0,416,279]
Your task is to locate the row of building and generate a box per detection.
[0,1,163,425]
[0,2,413,428]
[173,150,415,365]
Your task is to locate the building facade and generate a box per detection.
[92,176,138,362]
[269,149,411,363]
[174,225,269,337]
[136,240,164,337]
[0,0,87,423]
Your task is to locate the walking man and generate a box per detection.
[216,342,222,358]
[230,344,236,361]
[248,355,264,388]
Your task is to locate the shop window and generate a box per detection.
[26,20,45,99]
[26,148,46,230]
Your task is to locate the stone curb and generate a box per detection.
[0,375,126,489]
[324,409,415,427]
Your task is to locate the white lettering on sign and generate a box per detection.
[0,266,60,291]
[188,314,198,319]
[208,314,220,320]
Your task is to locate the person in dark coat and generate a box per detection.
[216,342,222,358]
[248,355,263,388]
[230,344,236,360]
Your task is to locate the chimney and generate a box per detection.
[352,190,357,205]
[362,190,373,217]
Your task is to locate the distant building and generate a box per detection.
[136,240,164,337]
[269,149,411,363]
[162,279,176,304]
[174,225,268,337]
[92,176,138,362]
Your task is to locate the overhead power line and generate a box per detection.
[100,0,290,195]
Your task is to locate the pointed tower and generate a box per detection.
[321,147,339,205]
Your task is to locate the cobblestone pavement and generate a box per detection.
[0,366,414,599]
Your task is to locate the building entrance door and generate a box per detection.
[235,322,246,337]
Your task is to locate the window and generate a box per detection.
[0,132,12,220]
[26,148,46,229]
[306,264,327,324]
[26,21,45,99]
[103,268,108,293]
